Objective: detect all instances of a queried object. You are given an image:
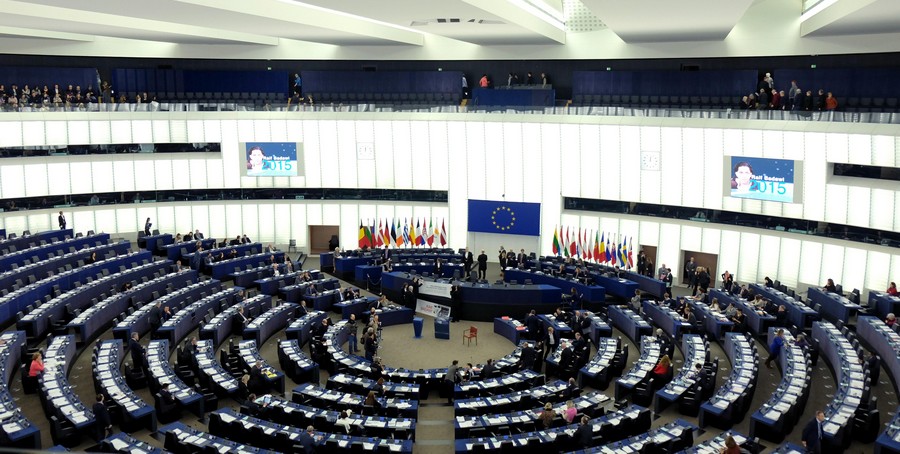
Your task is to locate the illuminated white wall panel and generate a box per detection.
[257,204,277,244]
[843,247,867,292]
[27,213,51,233]
[798,242,824,287]
[22,122,45,147]
[428,122,450,192]
[335,121,357,189]
[156,205,176,235]
[680,128,705,208]
[411,121,433,193]
[173,205,193,235]
[170,120,188,143]
[152,120,171,144]
[202,120,221,143]
[92,162,115,193]
[820,244,846,287]
[659,127,683,208]
[757,235,781,282]
[94,209,117,234]
[290,204,307,249]
[89,121,111,144]
[865,251,891,292]
[501,122,524,201]
[113,160,136,192]
[153,160,174,191]
[64,120,91,145]
[777,238,802,288]
[134,159,157,192]
[110,121,132,144]
[619,126,641,203]
[69,162,93,194]
[579,125,600,200]
[391,122,413,190]
[207,205,226,240]
[242,205,261,244]
[848,135,872,165]
[559,124,582,199]
[826,133,849,163]
[0,121,23,147]
[823,185,848,224]
[44,121,67,145]
[870,189,895,231]
[737,232,760,284]
[871,135,897,167]
[132,120,152,144]
[718,230,741,281]
[23,164,49,198]
[116,208,137,237]
[372,121,394,189]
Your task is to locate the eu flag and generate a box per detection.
[467,199,541,236]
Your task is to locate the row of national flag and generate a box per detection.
[359,218,448,249]
[551,226,634,268]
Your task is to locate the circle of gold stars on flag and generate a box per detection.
[491,206,516,231]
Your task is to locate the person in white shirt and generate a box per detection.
[335,409,353,434]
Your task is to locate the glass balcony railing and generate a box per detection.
[3,101,900,125]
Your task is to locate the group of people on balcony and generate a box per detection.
[741,75,838,111]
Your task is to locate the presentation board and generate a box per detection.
[240,142,303,177]
[728,157,795,203]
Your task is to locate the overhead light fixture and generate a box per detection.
[507,0,566,31]
[279,0,425,35]
[800,0,838,22]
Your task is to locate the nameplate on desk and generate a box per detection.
[419,281,452,298]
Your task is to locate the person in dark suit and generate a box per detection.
[434,258,443,276]
[159,383,176,405]
[297,300,309,317]
[464,250,474,279]
[297,425,323,454]
[148,302,162,333]
[571,332,587,352]
[233,306,250,336]
[450,284,462,322]
[248,360,266,395]
[57,211,66,230]
[498,248,508,270]
[479,358,495,380]
[93,394,113,439]
[562,377,580,399]
[573,416,592,448]
[519,342,537,371]
[370,295,387,311]
[525,310,541,341]
[477,250,488,280]
[559,341,574,378]
[517,249,527,268]
[128,332,145,371]
[801,410,826,453]
[144,218,152,236]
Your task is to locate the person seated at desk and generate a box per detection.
[335,410,354,434]
[722,435,741,454]
[86,251,98,264]
[664,293,678,309]
[160,383,176,405]
[304,284,319,297]
[650,354,672,383]
[764,299,779,315]
[630,290,642,314]
[311,318,329,338]
[270,263,281,277]
[685,362,704,381]
[683,306,697,328]
[537,402,556,429]
[174,233,183,243]
[739,285,750,299]
[28,352,44,378]
[297,300,309,317]
[573,266,585,281]
[886,313,897,327]
[559,400,577,424]
[369,358,384,381]
[242,234,252,245]
[554,263,567,277]
[887,282,898,296]
[764,277,774,288]
[823,278,837,293]
[730,309,746,332]
[342,287,360,301]
[297,271,313,284]
[364,390,381,408]
[562,377,580,399]
[774,305,787,326]
[230,236,241,246]
[370,295,388,311]
[479,358,496,380]
[178,337,198,367]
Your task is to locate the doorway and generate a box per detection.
[308,225,339,254]
[680,250,718,289]
[639,245,658,277]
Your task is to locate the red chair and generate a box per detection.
[463,326,478,346]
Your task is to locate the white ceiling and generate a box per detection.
[0,0,898,59]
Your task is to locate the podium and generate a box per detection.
[434,317,450,340]
[413,317,424,338]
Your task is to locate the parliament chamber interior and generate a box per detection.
[2,1,900,453]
